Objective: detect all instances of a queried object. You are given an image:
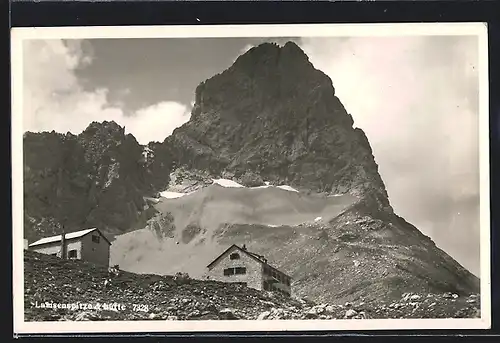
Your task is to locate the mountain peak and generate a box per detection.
[82,120,125,137]
[281,40,311,60]
[234,41,310,66]
[228,41,317,82]
[192,40,348,127]
[167,41,391,210]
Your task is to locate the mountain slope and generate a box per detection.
[110,186,479,304]
[156,184,356,231]
[111,185,357,278]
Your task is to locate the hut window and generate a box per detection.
[68,250,77,258]
[224,267,246,276]
[235,267,246,275]
[230,253,240,260]
[92,235,100,243]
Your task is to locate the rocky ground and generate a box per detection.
[24,250,480,321]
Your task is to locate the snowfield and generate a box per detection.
[159,178,301,199]
[250,185,271,189]
[213,178,299,192]
[276,185,299,192]
[212,178,245,188]
[159,191,188,199]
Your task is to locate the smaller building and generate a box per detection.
[206,244,292,297]
[28,228,111,266]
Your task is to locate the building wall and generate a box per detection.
[206,247,264,291]
[30,239,82,259]
[262,266,292,296]
[80,231,110,267]
[28,231,110,267]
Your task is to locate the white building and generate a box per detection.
[28,228,111,266]
[206,244,292,297]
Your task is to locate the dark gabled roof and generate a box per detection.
[28,227,112,247]
[206,244,292,279]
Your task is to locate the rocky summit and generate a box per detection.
[23,41,480,313]
[165,42,389,211]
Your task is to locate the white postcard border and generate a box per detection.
[11,22,491,334]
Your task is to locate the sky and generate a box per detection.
[22,35,481,276]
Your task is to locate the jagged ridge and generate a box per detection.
[23,121,161,241]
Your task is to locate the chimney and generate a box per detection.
[60,228,67,259]
[242,244,247,251]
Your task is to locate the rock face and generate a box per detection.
[165,42,389,211]
[23,121,161,241]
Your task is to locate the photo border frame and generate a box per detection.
[8,0,500,338]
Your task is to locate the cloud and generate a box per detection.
[124,101,191,144]
[300,36,480,275]
[22,39,191,145]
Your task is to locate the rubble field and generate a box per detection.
[24,251,480,321]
